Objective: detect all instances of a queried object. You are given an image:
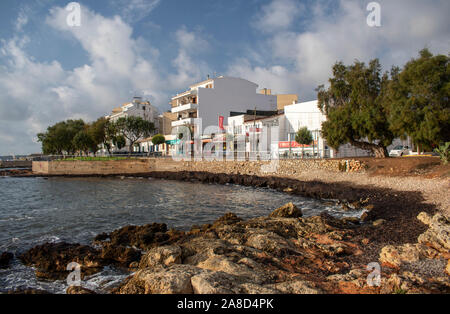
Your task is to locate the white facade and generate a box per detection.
[171,76,277,133]
[107,97,159,126]
[105,97,160,153]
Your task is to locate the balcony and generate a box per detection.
[171,103,199,114]
[172,118,197,127]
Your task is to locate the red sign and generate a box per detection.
[218,116,224,130]
[278,141,318,149]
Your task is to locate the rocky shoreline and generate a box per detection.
[1,171,448,294]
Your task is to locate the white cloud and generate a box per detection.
[114,0,161,23]
[0,4,186,154]
[229,0,450,100]
[167,27,211,91]
[252,0,303,33]
[15,9,29,32]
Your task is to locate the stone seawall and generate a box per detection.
[32,159,155,175]
[173,159,365,176]
[32,158,365,176]
[0,160,32,168]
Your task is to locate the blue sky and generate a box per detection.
[0,0,449,155]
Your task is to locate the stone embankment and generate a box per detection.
[9,203,449,294]
[28,158,366,176]
[178,159,366,176]
[0,160,32,169]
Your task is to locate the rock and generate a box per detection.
[245,230,294,256]
[212,213,242,228]
[190,271,238,294]
[66,286,97,294]
[7,288,50,294]
[93,232,110,242]
[269,202,302,218]
[139,245,182,269]
[19,242,103,280]
[417,213,450,254]
[0,252,13,269]
[372,219,386,227]
[117,265,203,294]
[109,223,170,250]
[446,260,450,276]
[99,243,141,267]
[270,280,322,294]
[379,244,421,267]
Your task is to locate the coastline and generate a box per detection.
[1,167,449,294]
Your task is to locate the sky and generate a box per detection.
[0,0,449,155]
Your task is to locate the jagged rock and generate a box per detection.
[190,271,239,294]
[373,219,386,227]
[19,242,103,280]
[117,265,203,294]
[66,286,97,294]
[446,260,450,276]
[417,212,450,254]
[0,252,13,269]
[379,244,421,267]
[212,213,242,228]
[108,223,170,250]
[139,245,182,269]
[269,202,302,218]
[245,229,295,256]
[270,280,322,294]
[99,243,141,267]
[7,288,50,294]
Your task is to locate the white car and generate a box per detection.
[389,145,411,157]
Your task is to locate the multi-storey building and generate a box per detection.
[105,97,160,153]
[170,76,277,136]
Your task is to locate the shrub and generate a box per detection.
[434,142,450,165]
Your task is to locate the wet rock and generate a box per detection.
[19,242,103,280]
[99,243,141,267]
[66,286,97,294]
[269,202,302,218]
[93,233,110,242]
[0,252,13,269]
[212,213,242,228]
[109,223,169,250]
[139,245,182,269]
[7,288,50,294]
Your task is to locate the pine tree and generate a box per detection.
[317,59,394,158]
[385,49,450,152]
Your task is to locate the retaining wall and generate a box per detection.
[32,158,365,176]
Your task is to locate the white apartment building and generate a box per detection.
[227,100,403,159]
[171,76,277,135]
[105,97,160,153]
[107,97,159,125]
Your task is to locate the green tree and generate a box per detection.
[73,130,95,156]
[37,119,86,155]
[87,117,109,155]
[152,134,166,146]
[295,127,313,158]
[385,49,450,153]
[115,116,155,154]
[317,59,394,158]
[113,135,126,151]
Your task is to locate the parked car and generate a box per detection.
[389,145,411,157]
